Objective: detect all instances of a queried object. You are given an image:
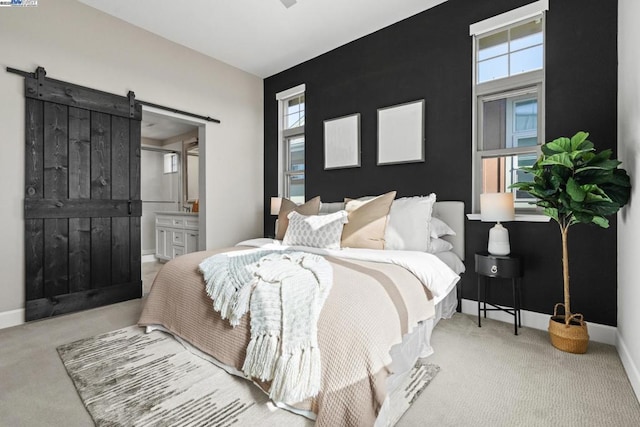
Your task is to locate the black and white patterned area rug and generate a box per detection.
[57,326,439,426]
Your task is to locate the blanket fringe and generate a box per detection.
[269,346,321,403]
[243,333,280,381]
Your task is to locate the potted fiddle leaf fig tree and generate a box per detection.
[511,131,631,354]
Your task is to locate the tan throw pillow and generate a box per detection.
[276,196,321,240]
[341,191,396,249]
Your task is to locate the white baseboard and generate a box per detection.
[0,308,24,330]
[460,299,617,345]
[616,332,640,402]
[142,254,157,263]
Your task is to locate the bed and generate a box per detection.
[139,197,465,426]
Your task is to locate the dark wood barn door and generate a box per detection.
[23,68,142,321]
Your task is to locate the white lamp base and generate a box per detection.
[488,222,510,256]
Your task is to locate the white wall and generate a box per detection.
[617,0,640,401]
[0,0,264,324]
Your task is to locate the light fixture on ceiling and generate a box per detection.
[280,0,297,8]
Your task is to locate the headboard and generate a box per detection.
[432,201,465,261]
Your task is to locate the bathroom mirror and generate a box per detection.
[183,140,199,202]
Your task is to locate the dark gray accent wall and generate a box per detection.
[264,0,618,325]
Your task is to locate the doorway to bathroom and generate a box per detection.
[140,108,204,268]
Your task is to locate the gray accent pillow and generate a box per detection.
[283,210,348,249]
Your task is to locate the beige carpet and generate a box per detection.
[1,297,639,426]
[57,325,439,426]
[402,313,640,426]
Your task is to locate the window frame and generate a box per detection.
[471,8,547,213]
[282,130,305,203]
[276,84,306,202]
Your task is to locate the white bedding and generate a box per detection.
[237,238,466,425]
[237,238,464,305]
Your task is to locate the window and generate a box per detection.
[163,153,178,174]
[471,0,547,211]
[276,85,305,204]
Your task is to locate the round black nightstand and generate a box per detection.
[474,251,523,335]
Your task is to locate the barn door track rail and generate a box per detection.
[6,66,221,123]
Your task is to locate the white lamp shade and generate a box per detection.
[480,192,515,222]
[270,197,282,215]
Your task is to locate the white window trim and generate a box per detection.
[276,84,305,101]
[470,3,548,218]
[470,0,548,36]
[276,85,306,200]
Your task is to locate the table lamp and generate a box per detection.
[480,192,515,256]
[270,197,282,215]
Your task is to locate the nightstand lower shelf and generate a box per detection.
[474,251,523,336]
[477,275,522,335]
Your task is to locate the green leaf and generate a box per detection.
[570,131,589,150]
[543,207,559,221]
[541,152,573,168]
[609,168,632,187]
[573,211,594,224]
[566,177,586,202]
[592,216,610,228]
[601,183,631,207]
[575,165,611,174]
[545,137,572,153]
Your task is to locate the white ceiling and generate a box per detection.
[79,0,448,78]
[141,110,198,140]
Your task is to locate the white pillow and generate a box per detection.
[283,210,348,249]
[427,237,454,254]
[384,194,436,251]
[430,217,456,239]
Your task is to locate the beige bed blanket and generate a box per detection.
[139,247,435,426]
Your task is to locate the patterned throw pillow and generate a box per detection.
[283,210,348,249]
[276,196,321,240]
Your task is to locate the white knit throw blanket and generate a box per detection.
[198,250,333,403]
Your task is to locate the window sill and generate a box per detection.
[466,213,551,222]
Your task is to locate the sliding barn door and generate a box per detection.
[23,67,142,321]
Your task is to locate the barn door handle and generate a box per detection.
[128,200,132,215]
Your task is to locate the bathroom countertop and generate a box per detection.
[155,211,199,216]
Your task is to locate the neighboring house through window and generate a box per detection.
[276,84,305,204]
[471,0,548,211]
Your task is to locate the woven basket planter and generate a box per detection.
[548,303,589,354]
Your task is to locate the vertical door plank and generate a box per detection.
[25,98,43,200]
[43,218,69,297]
[91,217,112,288]
[25,99,44,301]
[43,102,69,297]
[111,116,130,284]
[129,119,141,200]
[43,102,68,200]
[25,219,44,300]
[91,112,112,289]
[111,116,130,199]
[69,218,91,292]
[68,107,91,199]
[69,107,91,292]
[129,119,142,289]
[111,217,130,284]
[91,112,111,200]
